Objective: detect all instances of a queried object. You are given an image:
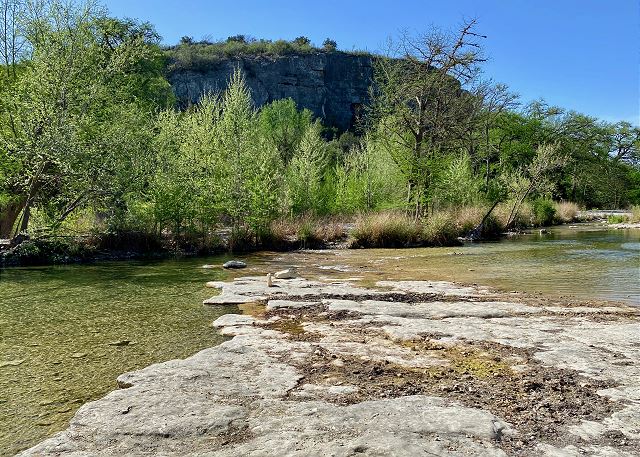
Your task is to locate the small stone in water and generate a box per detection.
[70,353,87,358]
[223,260,247,269]
[0,359,25,368]
[108,340,131,346]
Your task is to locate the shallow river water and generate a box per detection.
[0,223,638,454]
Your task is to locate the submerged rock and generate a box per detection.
[107,340,131,347]
[222,260,247,269]
[274,268,297,279]
[0,359,25,368]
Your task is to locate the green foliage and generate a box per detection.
[1,4,638,256]
[532,198,556,226]
[286,122,329,214]
[607,215,627,224]
[433,154,483,208]
[423,213,459,246]
[322,38,337,51]
[166,35,351,72]
[258,98,312,163]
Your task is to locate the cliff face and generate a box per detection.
[168,52,374,130]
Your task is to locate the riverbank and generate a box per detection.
[21,275,640,456]
[1,205,615,268]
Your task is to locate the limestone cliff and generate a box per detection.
[168,52,374,130]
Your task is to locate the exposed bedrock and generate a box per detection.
[21,277,640,456]
[169,53,373,131]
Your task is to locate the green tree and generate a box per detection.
[0,0,171,238]
[322,38,337,51]
[258,98,312,163]
[370,20,486,216]
[286,122,328,214]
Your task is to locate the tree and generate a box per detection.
[286,122,328,214]
[0,0,171,238]
[227,34,246,43]
[503,143,567,228]
[610,121,640,166]
[322,38,337,51]
[293,36,310,47]
[258,98,312,163]
[369,20,486,216]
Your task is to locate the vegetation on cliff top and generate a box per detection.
[165,34,359,72]
[0,0,638,262]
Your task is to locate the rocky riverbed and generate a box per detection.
[20,276,640,456]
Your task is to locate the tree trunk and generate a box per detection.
[0,199,24,238]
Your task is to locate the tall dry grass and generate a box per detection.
[423,212,459,246]
[350,212,422,248]
[553,201,580,223]
[266,215,348,249]
[494,201,533,229]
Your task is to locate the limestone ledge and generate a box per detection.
[21,277,640,456]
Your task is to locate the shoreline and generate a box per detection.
[20,276,640,456]
[2,219,636,269]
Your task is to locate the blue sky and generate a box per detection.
[104,0,639,125]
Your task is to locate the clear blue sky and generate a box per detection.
[104,0,639,125]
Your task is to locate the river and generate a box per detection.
[0,223,638,455]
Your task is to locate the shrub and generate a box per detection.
[264,216,347,250]
[532,198,556,226]
[322,38,337,51]
[1,237,96,266]
[293,36,311,47]
[480,214,505,238]
[227,226,255,252]
[607,214,627,224]
[553,201,579,223]
[350,212,421,248]
[630,205,640,223]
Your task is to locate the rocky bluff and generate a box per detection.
[169,52,374,131]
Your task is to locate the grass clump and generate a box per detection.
[350,212,422,248]
[630,205,640,223]
[553,201,580,223]
[494,201,533,229]
[423,212,459,246]
[263,216,348,250]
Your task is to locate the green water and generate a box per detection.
[1,224,638,455]
[282,224,640,305]
[0,259,236,456]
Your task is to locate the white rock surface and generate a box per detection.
[21,276,640,456]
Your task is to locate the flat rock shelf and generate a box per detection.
[21,277,640,456]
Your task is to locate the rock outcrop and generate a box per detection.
[169,52,373,130]
[21,277,640,456]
